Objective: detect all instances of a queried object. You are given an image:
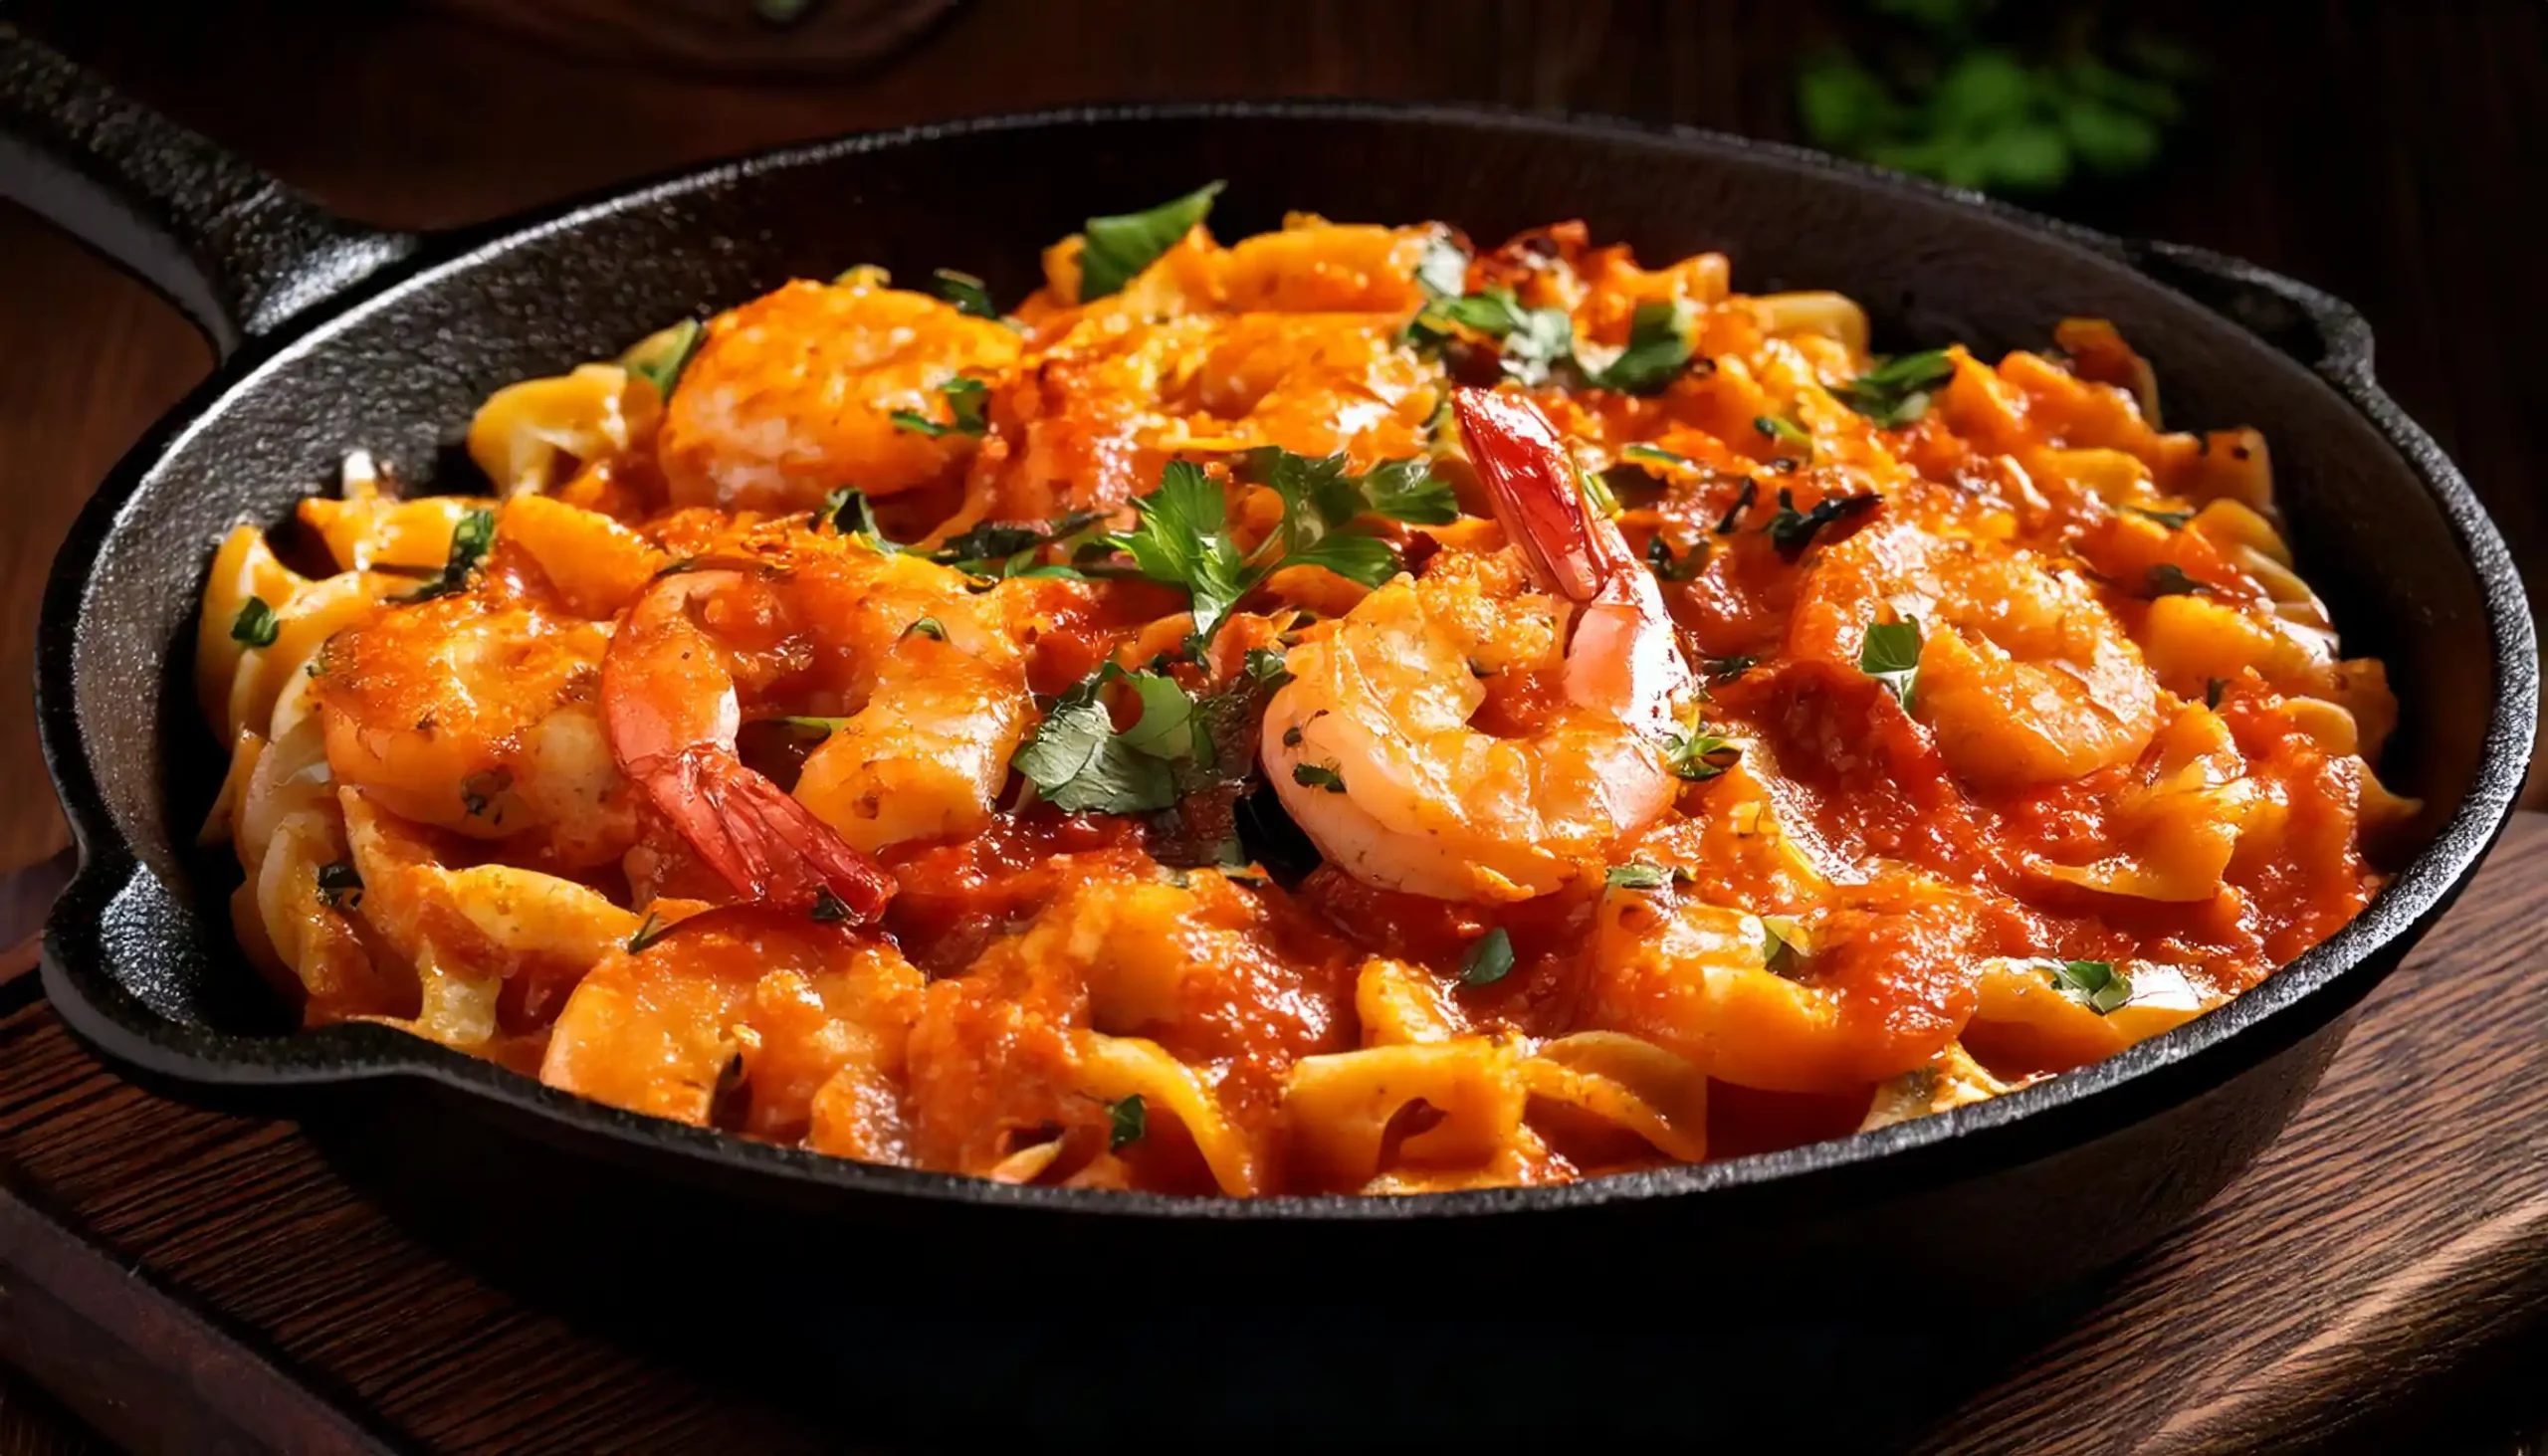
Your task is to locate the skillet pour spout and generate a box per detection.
[5,32,2533,1301]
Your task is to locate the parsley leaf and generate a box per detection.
[2124,504,2196,530]
[1703,654,1758,681]
[1760,915,1806,972]
[1645,535,1703,581]
[1858,618,1924,711]
[1108,1094,1148,1150]
[1763,488,1881,559]
[1011,663,1185,814]
[902,617,947,642]
[1665,728,1743,780]
[1713,479,1758,534]
[1458,928,1516,987]
[1111,461,1255,646]
[932,268,999,319]
[2144,562,2213,598]
[1589,299,1699,394]
[1078,181,1225,302]
[1414,233,1470,301]
[890,376,989,438]
[620,317,704,401]
[1832,348,1955,427]
[1354,457,1459,525]
[2047,957,2133,1014]
[230,596,282,649]
[1753,415,1813,453]
[1118,671,1203,763]
[816,488,904,552]
[1605,863,1672,891]
[1291,763,1347,793]
[1620,443,1690,471]
[401,509,497,602]
[1410,285,1578,385]
[809,887,851,923]
[627,911,672,953]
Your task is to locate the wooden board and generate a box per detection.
[0,817,2544,1452]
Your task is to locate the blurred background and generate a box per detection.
[1,2,2543,1450]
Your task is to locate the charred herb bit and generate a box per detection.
[1832,348,1956,428]
[401,509,497,602]
[1713,479,1759,535]
[1763,488,1881,560]
[1605,862,1673,891]
[2205,677,2229,710]
[2048,957,2133,1014]
[932,268,999,319]
[1703,654,1759,682]
[1588,299,1700,395]
[1106,1094,1149,1150]
[1234,779,1323,886]
[809,887,852,924]
[1644,534,1704,582]
[460,767,512,819]
[1078,181,1226,302]
[2124,503,2197,530]
[1458,927,1517,987]
[230,596,282,649]
[902,617,948,642]
[620,317,705,400]
[1664,727,1743,781]
[627,912,672,954]
[1858,618,1924,712]
[1291,763,1348,794]
[315,859,363,912]
[2144,562,2214,598]
[889,376,990,438]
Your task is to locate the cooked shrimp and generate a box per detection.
[599,531,1030,914]
[317,590,642,871]
[657,276,1024,514]
[1261,387,1696,901]
[1790,521,2161,792]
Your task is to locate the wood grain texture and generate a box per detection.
[0,817,2541,1453]
[2,0,2544,874]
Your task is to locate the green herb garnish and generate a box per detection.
[1833,348,1955,428]
[2144,562,2213,598]
[1458,928,1516,987]
[1605,863,1672,891]
[2124,504,2196,530]
[1664,727,1743,781]
[933,268,999,319]
[2048,958,2133,1014]
[890,376,989,438]
[1858,618,1924,711]
[620,317,704,400]
[401,509,497,602]
[1078,181,1225,301]
[1644,535,1703,582]
[1713,479,1758,534]
[315,859,362,912]
[809,887,851,924]
[903,617,948,641]
[1107,1094,1148,1150]
[1011,663,1191,814]
[1291,763,1347,794]
[1620,443,1690,471]
[230,596,282,650]
[1414,233,1470,301]
[1753,415,1813,453]
[1763,488,1880,559]
[1588,299,1699,395]
[627,912,671,953]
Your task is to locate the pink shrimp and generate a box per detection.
[1259,387,1698,901]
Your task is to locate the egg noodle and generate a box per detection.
[195,187,2408,1195]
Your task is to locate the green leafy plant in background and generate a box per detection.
[1799,0,2199,195]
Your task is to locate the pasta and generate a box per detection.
[193,188,2406,1195]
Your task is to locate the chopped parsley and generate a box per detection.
[1407,285,1578,386]
[1605,863,1672,891]
[1291,763,1347,793]
[1858,618,1924,711]
[1713,479,1759,534]
[401,509,497,602]
[1414,233,1471,300]
[627,912,672,953]
[2144,562,2214,598]
[2124,503,2196,530]
[1644,535,1704,581]
[809,887,852,924]
[1760,915,1806,972]
[1664,727,1743,781]
[1620,443,1690,471]
[230,596,282,650]
[1753,415,1813,453]
[620,317,704,401]
[1703,654,1759,681]
[1078,181,1225,301]
[889,376,989,438]
[460,768,511,819]
[1010,662,1199,814]
[1587,299,1699,395]
[1458,927,1517,987]
[902,617,948,641]
[2048,957,2133,1014]
[1832,348,1955,428]
[315,860,363,912]
[816,488,902,551]
[1107,1094,1148,1150]
[932,268,999,319]
[1763,488,1881,559]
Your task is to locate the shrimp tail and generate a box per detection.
[640,745,895,920]
[1452,386,1629,599]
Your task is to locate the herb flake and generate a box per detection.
[1078,181,1225,302]
[2048,957,2133,1014]
[1107,1094,1148,1150]
[1458,928,1517,987]
[1833,348,1955,428]
[230,596,282,650]
[1858,618,1924,711]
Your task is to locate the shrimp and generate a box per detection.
[1261,387,1696,901]
[599,531,1031,915]
[656,276,1024,513]
[317,590,642,871]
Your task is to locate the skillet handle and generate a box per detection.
[2119,238,2377,389]
[0,31,417,359]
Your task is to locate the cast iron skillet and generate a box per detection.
[6,37,2534,1304]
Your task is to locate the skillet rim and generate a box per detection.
[34,99,2538,1222]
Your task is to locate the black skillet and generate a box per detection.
[5,34,2535,1334]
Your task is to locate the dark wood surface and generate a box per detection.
[6,1,2548,1449]
[0,817,2543,1453]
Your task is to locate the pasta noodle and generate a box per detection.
[191,194,2407,1195]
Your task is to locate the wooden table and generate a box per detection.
[6,2,2547,1449]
